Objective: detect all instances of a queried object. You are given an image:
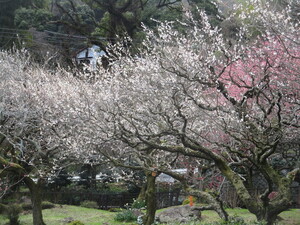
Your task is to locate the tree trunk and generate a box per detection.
[256,210,278,225]
[137,183,147,202]
[162,169,228,221]
[24,177,46,225]
[215,159,299,225]
[186,188,229,221]
[143,171,157,225]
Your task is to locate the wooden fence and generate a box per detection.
[220,184,300,209]
[41,191,139,209]
[38,190,181,209]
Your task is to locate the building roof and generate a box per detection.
[76,45,105,60]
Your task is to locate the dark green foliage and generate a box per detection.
[21,202,33,211]
[21,201,55,211]
[56,1,95,34]
[4,204,22,225]
[114,209,138,222]
[47,169,72,191]
[78,164,98,189]
[141,0,222,29]
[218,216,247,225]
[0,0,25,48]
[0,203,6,214]
[14,8,53,30]
[131,199,146,209]
[0,0,50,48]
[0,0,26,28]
[107,207,123,212]
[41,201,56,209]
[80,200,98,209]
[191,0,223,26]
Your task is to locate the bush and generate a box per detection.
[21,202,32,211]
[21,201,55,210]
[131,199,146,209]
[212,216,248,225]
[80,200,98,209]
[42,201,55,209]
[0,203,6,214]
[4,204,22,225]
[67,220,85,225]
[108,207,123,212]
[114,209,137,222]
[106,183,128,193]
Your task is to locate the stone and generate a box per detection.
[156,205,201,224]
[62,217,74,223]
[19,196,31,204]
[131,209,144,217]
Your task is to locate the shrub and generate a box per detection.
[106,183,128,193]
[0,203,6,214]
[42,201,55,209]
[108,207,123,212]
[214,215,247,225]
[80,200,98,209]
[21,201,55,210]
[114,209,137,222]
[67,220,85,225]
[131,199,146,209]
[21,202,32,211]
[4,204,22,225]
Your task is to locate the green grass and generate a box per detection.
[201,208,256,223]
[0,205,299,225]
[0,205,134,225]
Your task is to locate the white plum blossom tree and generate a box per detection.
[0,50,79,225]
[51,1,299,224]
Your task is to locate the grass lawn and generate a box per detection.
[0,205,299,225]
[0,205,133,225]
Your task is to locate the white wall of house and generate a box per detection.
[76,45,106,70]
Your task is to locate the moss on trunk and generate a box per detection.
[215,158,299,225]
[185,187,228,221]
[143,171,157,225]
[137,183,147,202]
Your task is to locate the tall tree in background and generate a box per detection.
[56,0,222,46]
[0,0,50,48]
[0,0,26,48]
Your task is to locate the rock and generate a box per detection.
[19,196,31,204]
[131,209,144,217]
[62,217,74,223]
[156,205,201,224]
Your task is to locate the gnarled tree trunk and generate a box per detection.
[137,183,147,202]
[24,177,46,225]
[186,188,229,221]
[143,171,157,225]
[216,159,299,225]
[163,169,229,221]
